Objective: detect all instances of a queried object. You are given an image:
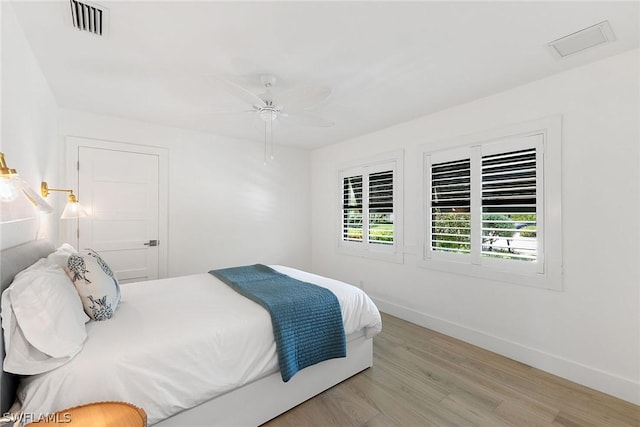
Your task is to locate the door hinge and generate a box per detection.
[77,161,80,171]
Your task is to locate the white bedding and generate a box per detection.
[14,266,382,425]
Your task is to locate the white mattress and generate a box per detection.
[14,266,382,425]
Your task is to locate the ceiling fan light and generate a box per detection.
[259,110,278,123]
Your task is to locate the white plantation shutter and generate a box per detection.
[339,154,402,261]
[368,170,394,245]
[342,175,363,243]
[481,147,538,262]
[341,168,395,246]
[425,134,544,271]
[430,158,471,254]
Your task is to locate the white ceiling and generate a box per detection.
[10,1,640,149]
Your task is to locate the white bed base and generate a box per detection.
[155,335,373,427]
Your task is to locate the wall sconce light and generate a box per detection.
[0,152,53,213]
[41,181,89,219]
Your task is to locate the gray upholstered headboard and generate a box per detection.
[0,239,55,414]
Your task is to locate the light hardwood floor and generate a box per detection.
[264,313,639,427]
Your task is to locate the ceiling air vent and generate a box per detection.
[69,0,109,36]
[547,21,615,59]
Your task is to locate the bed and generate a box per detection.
[0,240,382,426]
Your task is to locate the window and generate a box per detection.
[422,117,562,290]
[367,170,394,245]
[342,175,363,243]
[430,157,471,255]
[481,147,537,263]
[339,151,403,262]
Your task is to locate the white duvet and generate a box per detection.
[14,266,382,425]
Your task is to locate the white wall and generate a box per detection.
[311,49,640,404]
[58,109,312,277]
[0,3,59,250]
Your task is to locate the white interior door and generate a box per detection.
[77,146,161,283]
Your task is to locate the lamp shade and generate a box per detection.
[1,175,54,223]
[60,199,88,219]
[0,153,53,223]
[0,176,20,202]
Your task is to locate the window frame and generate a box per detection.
[337,150,404,263]
[420,116,562,290]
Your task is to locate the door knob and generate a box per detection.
[144,240,159,247]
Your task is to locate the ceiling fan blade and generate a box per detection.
[177,109,255,116]
[285,112,334,127]
[277,86,331,110]
[213,77,266,108]
[209,109,256,115]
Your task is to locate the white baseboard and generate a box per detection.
[372,296,640,405]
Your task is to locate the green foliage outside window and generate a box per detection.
[432,212,471,252]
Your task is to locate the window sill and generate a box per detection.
[419,257,562,291]
[337,244,404,264]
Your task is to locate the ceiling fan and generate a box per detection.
[214,75,334,163]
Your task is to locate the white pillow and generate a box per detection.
[46,243,77,269]
[67,249,121,321]
[1,260,89,375]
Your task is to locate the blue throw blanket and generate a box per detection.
[209,264,346,382]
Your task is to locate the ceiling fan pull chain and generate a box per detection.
[270,114,275,161]
[264,121,268,166]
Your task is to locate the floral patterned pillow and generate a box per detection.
[66,249,121,321]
